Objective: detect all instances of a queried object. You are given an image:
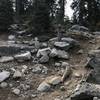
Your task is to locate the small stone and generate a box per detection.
[0,82,8,88]
[12,88,20,95]
[37,82,50,92]
[60,86,65,91]
[73,72,82,78]
[13,70,22,79]
[55,63,61,67]
[77,49,84,54]
[0,71,10,82]
[61,62,69,68]
[31,94,37,98]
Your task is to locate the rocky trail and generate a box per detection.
[0,31,100,100]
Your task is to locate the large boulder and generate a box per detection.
[71,83,100,100]
[69,25,89,32]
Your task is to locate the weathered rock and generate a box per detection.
[41,42,48,48]
[0,82,8,88]
[12,88,20,95]
[13,70,22,79]
[37,82,50,92]
[69,25,89,32]
[0,56,14,63]
[88,50,100,57]
[0,71,10,82]
[77,49,84,54]
[54,42,70,50]
[39,54,49,63]
[50,48,69,59]
[14,51,31,62]
[61,37,79,47]
[61,62,69,68]
[32,64,48,74]
[61,66,71,82]
[71,83,100,100]
[37,48,51,58]
[45,76,61,85]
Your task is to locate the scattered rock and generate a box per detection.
[34,37,40,49]
[37,48,51,58]
[46,76,61,85]
[61,62,69,68]
[12,88,20,95]
[54,42,70,50]
[32,64,48,74]
[0,56,14,63]
[50,48,69,59]
[37,82,51,92]
[55,62,61,67]
[60,86,65,91]
[0,71,10,82]
[14,51,31,62]
[61,66,71,82]
[69,25,89,32]
[77,49,84,54]
[0,82,8,88]
[39,54,49,63]
[13,70,22,79]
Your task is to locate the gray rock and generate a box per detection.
[39,55,49,63]
[46,76,61,85]
[71,83,100,100]
[0,71,10,82]
[69,25,89,32]
[0,82,8,88]
[12,88,20,95]
[61,62,69,68]
[13,70,22,78]
[54,42,70,50]
[37,82,50,92]
[32,64,48,74]
[14,51,31,62]
[37,48,51,58]
[55,63,61,67]
[0,56,14,63]
[8,35,15,40]
[34,37,40,49]
[50,48,69,59]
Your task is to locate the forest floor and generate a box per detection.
[0,32,100,100]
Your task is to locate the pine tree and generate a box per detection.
[0,0,14,31]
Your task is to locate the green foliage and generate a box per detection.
[0,0,13,31]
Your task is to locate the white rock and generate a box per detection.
[0,82,8,88]
[54,42,70,50]
[0,71,10,82]
[55,63,61,67]
[8,35,15,40]
[12,88,20,95]
[13,70,22,78]
[37,82,50,92]
[37,48,51,58]
[14,51,31,62]
[0,56,14,63]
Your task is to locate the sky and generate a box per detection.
[65,0,74,19]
